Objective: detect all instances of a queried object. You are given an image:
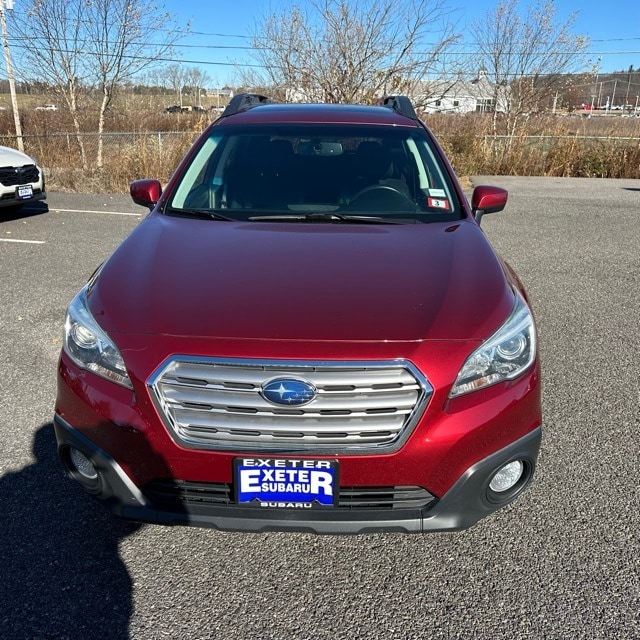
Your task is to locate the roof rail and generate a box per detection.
[221,93,273,117]
[383,95,418,120]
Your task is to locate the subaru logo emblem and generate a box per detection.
[261,378,317,406]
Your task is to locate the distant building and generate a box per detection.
[286,87,327,103]
[208,88,234,109]
[209,88,234,100]
[415,70,507,114]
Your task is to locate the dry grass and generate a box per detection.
[1,104,640,192]
[425,113,640,179]
[0,108,208,192]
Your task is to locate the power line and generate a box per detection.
[9,43,270,69]
[9,35,640,65]
[10,21,640,53]
[8,35,258,51]
[172,25,640,46]
[7,31,640,78]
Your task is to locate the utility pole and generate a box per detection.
[624,72,631,115]
[611,79,617,111]
[0,0,23,152]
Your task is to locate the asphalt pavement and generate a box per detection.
[0,179,638,639]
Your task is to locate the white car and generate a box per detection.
[35,104,58,111]
[0,146,46,212]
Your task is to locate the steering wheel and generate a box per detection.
[347,185,416,212]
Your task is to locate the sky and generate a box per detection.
[161,0,640,85]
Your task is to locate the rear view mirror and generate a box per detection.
[297,141,343,156]
[130,179,162,210]
[471,185,508,225]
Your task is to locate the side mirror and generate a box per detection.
[471,185,508,225]
[130,179,162,210]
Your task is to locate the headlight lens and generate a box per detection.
[63,286,133,389]
[449,294,536,398]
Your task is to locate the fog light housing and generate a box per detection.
[489,460,524,493]
[65,446,102,493]
[69,448,98,480]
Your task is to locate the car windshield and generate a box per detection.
[167,123,461,222]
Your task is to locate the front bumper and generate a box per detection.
[54,414,541,534]
[0,187,46,208]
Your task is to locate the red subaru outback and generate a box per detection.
[54,95,541,533]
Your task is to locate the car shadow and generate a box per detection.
[0,200,49,222]
[0,423,140,639]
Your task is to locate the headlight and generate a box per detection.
[449,294,536,398]
[63,286,133,389]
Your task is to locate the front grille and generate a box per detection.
[338,486,435,510]
[0,164,40,186]
[149,358,431,452]
[145,480,233,507]
[144,479,435,511]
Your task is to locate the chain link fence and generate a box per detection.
[3,129,640,189]
[0,131,198,192]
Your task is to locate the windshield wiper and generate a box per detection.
[165,207,235,221]
[248,212,406,224]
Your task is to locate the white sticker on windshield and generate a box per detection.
[429,188,446,197]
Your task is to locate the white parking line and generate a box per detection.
[51,207,141,217]
[0,238,46,244]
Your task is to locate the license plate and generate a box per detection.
[17,185,33,199]
[235,458,338,509]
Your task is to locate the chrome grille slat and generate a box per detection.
[180,430,395,446]
[161,363,418,388]
[174,409,406,434]
[160,383,419,413]
[173,408,409,425]
[149,358,432,452]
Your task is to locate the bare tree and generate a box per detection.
[470,0,590,135]
[82,0,181,168]
[160,64,189,105]
[247,0,459,103]
[14,0,90,167]
[13,0,182,169]
[182,67,211,107]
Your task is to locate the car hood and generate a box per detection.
[0,145,35,166]
[89,214,514,342]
